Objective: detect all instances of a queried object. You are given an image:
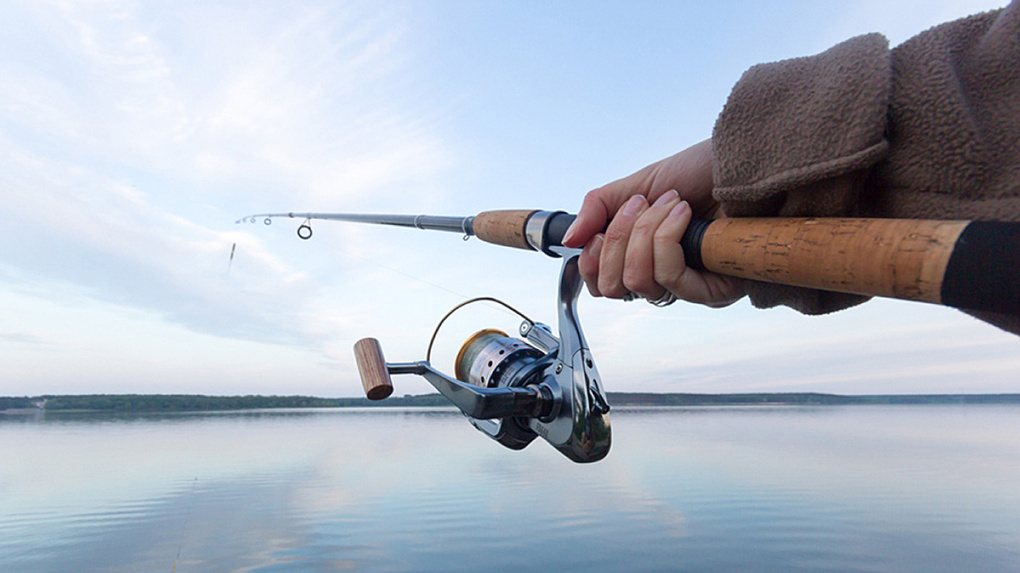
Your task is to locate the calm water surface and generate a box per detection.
[2,405,1019,572]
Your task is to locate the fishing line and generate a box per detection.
[353,252,473,302]
[171,477,199,572]
[322,231,531,323]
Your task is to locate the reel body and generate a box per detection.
[354,247,611,463]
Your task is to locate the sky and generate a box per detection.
[1,0,1015,398]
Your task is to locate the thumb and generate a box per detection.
[562,196,610,247]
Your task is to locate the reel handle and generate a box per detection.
[353,338,394,400]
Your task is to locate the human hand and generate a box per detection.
[561,139,746,307]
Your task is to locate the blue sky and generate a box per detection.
[1,0,1015,397]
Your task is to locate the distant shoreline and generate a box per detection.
[4,392,1020,414]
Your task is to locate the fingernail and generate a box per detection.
[590,234,604,256]
[668,201,690,218]
[653,189,679,207]
[621,195,646,216]
[562,219,578,244]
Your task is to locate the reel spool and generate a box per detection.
[454,329,545,389]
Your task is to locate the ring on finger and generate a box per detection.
[646,290,677,307]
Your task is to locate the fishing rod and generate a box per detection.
[239,209,1020,462]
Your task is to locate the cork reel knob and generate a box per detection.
[353,338,394,400]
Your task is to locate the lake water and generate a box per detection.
[2,405,1019,572]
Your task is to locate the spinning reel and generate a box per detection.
[354,243,611,463]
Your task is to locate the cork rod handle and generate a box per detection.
[469,210,1018,313]
[698,218,969,304]
[472,210,538,250]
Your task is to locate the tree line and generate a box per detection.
[1,394,450,412]
[3,392,1019,413]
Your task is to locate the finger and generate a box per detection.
[654,202,748,306]
[652,201,696,300]
[623,190,680,300]
[598,194,648,298]
[562,191,610,248]
[578,234,604,297]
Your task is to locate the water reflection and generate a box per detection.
[2,406,1019,572]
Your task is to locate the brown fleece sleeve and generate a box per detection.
[711,33,892,314]
[871,3,1020,220]
[712,33,891,209]
[712,3,1020,323]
